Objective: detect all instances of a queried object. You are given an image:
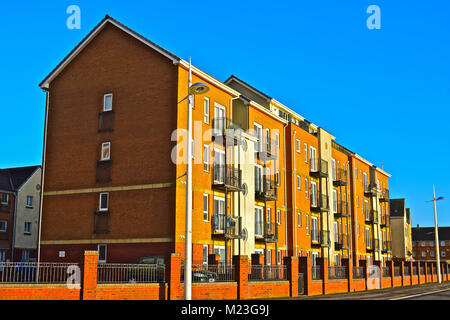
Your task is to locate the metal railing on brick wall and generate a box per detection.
[413,266,418,275]
[382,267,391,277]
[248,265,287,281]
[394,266,401,277]
[0,262,79,284]
[404,265,411,276]
[181,264,235,283]
[97,263,165,284]
[311,266,322,280]
[353,266,365,279]
[328,266,347,280]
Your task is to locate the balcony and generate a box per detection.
[212,214,242,239]
[312,230,330,247]
[264,222,278,243]
[380,214,390,228]
[256,136,278,161]
[379,188,389,202]
[310,159,328,178]
[311,193,329,212]
[333,201,348,218]
[334,233,349,250]
[367,239,380,252]
[333,168,348,186]
[365,210,379,224]
[382,240,392,253]
[364,183,377,196]
[212,117,243,144]
[255,177,278,201]
[212,165,242,192]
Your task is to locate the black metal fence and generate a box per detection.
[353,267,365,279]
[97,263,165,284]
[382,267,391,277]
[248,265,287,281]
[328,266,347,280]
[312,266,322,280]
[180,264,235,283]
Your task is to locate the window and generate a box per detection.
[309,146,317,171]
[311,217,318,242]
[203,145,210,172]
[213,196,225,232]
[312,252,318,267]
[442,251,446,257]
[265,129,270,152]
[0,250,6,262]
[366,228,371,248]
[297,211,301,227]
[306,215,309,235]
[214,149,226,183]
[334,254,340,267]
[278,250,282,265]
[305,179,309,199]
[296,139,300,153]
[1,194,8,205]
[26,196,33,208]
[441,241,446,247]
[267,208,272,225]
[203,194,209,221]
[334,222,338,243]
[99,193,109,211]
[22,250,30,260]
[267,249,272,265]
[421,251,426,257]
[203,245,208,266]
[101,142,111,161]
[356,195,359,208]
[364,200,369,219]
[297,176,301,190]
[275,133,279,149]
[254,165,263,192]
[363,172,368,189]
[255,206,263,237]
[331,159,336,181]
[103,93,113,112]
[253,123,263,153]
[214,246,226,264]
[98,244,107,263]
[24,222,32,235]
[332,189,337,212]
[430,251,435,257]
[421,241,426,247]
[214,103,226,135]
[304,144,308,163]
[275,171,280,186]
[203,97,210,124]
[0,221,7,232]
[276,210,281,225]
[430,241,435,247]
[310,181,317,206]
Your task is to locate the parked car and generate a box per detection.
[192,267,217,283]
[125,256,164,283]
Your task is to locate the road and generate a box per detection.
[293,282,450,300]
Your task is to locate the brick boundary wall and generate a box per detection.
[0,251,449,300]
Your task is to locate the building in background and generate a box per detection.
[412,225,450,262]
[38,16,391,267]
[389,198,413,261]
[0,166,41,262]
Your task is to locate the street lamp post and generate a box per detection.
[181,58,210,300]
[426,185,445,284]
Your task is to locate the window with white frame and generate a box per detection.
[275,133,279,149]
[332,189,337,212]
[99,193,109,211]
[297,211,301,227]
[334,221,338,243]
[430,251,435,257]
[312,252,318,267]
[213,196,225,232]
[214,149,225,183]
[276,210,281,225]
[366,228,371,248]
[0,221,7,232]
[278,250,282,265]
[442,251,446,257]
[296,139,300,153]
[441,241,446,247]
[304,143,308,163]
[297,175,301,190]
[309,146,317,171]
[364,200,369,219]
[334,254,340,266]
[22,250,30,260]
[331,159,336,181]
[214,103,226,134]
[103,93,113,112]
[267,249,272,265]
[310,181,317,206]
[1,194,8,205]
[203,245,208,265]
[98,244,107,263]
[421,251,426,257]
[253,123,263,153]
[203,145,210,172]
[101,142,111,161]
[24,222,32,234]
[311,216,318,242]
[306,215,309,235]
[255,206,263,237]
[275,171,280,186]
[203,97,210,124]
[0,250,6,262]
[267,208,272,225]
[255,165,263,193]
[203,194,209,222]
[26,196,33,208]
[214,246,226,264]
[305,179,309,199]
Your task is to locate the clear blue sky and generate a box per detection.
[0,1,449,227]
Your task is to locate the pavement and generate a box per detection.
[292,282,450,300]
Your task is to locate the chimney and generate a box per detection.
[417,224,419,230]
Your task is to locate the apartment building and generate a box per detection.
[412,225,450,262]
[38,16,391,267]
[0,166,41,262]
[390,198,413,261]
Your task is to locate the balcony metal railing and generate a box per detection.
[212,214,241,239]
[328,266,347,280]
[213,164,242,191]
[319,230,330,247]
[0,262,80,284]
[311,193,329,211]
[394,266,401,277]
[212,117,243,141]
[255,176,278,201]
[382,267,391,277]
[257,136,278,161]
[379,188,390,202]
[264,221,277,242]
[365,210,378,224]
[364,183,377,195]
[335,233,349,250]
[353,266,365,279]
[413,266,418,275]
[97,263,165,284]
[404,265,411,276]
[310,159,328,177]
[181,264,235,283]
[248,265,287,281]
[380,214,390,228]
[334,201,348,217]
[333,168,348,186]
[382,240,391,253]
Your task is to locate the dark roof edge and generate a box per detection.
[225,75,272,101]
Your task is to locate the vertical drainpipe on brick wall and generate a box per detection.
[347,160,353,264]
[37,89,49,273]
[351,156,358,266]
[11,191,18,261]
[292,130,297,257]
[283,122,289,258]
